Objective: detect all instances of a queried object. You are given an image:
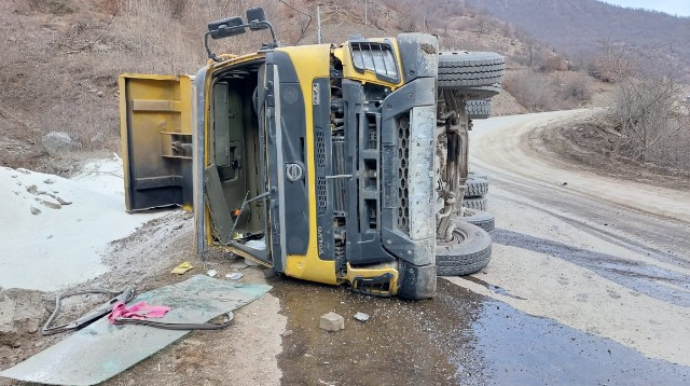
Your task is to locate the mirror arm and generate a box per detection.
[204,32,222,62]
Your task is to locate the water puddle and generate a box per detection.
[274,278,690,385]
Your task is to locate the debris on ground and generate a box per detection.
[170,261,194,275]
[353,312,370,322]
[225,273,243,280]
[0,276,272,386]
[319,312,345,332]
[207,269,218,277]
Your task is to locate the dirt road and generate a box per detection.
[449,110,690,366]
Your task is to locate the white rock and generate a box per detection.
[319,312,345,332]
[354,312,370,322]
[41,132,72,155]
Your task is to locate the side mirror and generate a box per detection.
[247,7,269,31]
[208,16,246,40]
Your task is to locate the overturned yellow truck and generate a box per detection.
[119,8,504,300]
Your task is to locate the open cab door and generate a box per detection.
[119,74,194,211]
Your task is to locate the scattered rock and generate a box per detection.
[26,184,38,194]
[281,330,293,337]
[319,312,344,332]
[207,269,218,277]
[37,197,61,210]
[353,312,370,322]
[41,132,72,155]
[30,206,41,215]
[43,178,55,184]
[225,272,243,280]
[16,168,30,175]
[0,289,49,344]
[56,196,72,205]
[97,91,104,97]
[562,182,568,186]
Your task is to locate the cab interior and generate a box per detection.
[206,61,267,245]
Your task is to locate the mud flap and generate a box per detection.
[398,261,437,300]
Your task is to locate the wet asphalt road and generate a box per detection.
[273,278,690,386]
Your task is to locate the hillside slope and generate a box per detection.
[463,0,690,77]
[0,0,559,173]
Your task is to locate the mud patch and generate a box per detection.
[277,279,690,385]
[276,278,484,385]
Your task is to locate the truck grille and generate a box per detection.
[317,177,327,211]
[316,128,327,212]
[332,137,347,215]
[397,116,410,234]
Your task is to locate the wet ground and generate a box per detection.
[273,278,690,386]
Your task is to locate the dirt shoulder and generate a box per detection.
[0,212,285,386]
[534,111,690,191]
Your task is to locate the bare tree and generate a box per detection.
[611,73,685,166]
[589,38,636,83]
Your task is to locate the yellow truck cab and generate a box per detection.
[119,8,504,300]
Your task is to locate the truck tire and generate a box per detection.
[464,177,488,198]
[463,196,487,211]
[456,208,495,233]
[438,52,505,98]
[436,221,492,276]
[466,99,492,120]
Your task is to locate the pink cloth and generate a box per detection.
[108,301,171,324]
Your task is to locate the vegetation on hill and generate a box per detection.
[462,0,690,80]
[0,0,624,173]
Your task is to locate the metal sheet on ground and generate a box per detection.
[0,275,271,386]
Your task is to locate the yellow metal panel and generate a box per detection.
[342,263,399,296]
[131,99,182,112]
[119,73,193,211]
[278,45,339,285]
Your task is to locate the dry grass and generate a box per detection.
[503,70,594,112]
[0,0,286,172]
[0,0,600,174]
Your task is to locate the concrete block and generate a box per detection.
[319,312,344,332]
